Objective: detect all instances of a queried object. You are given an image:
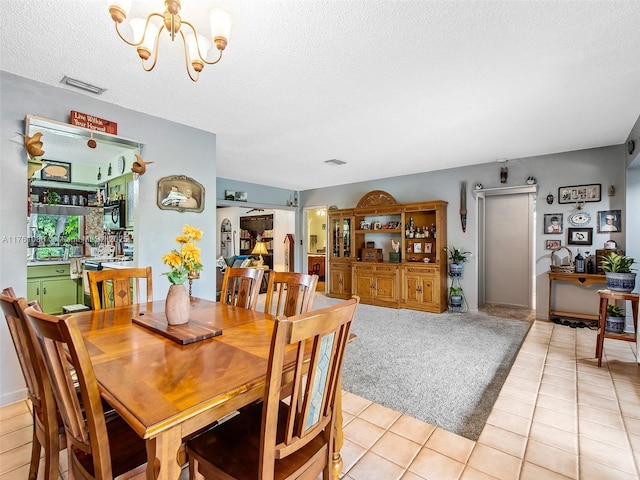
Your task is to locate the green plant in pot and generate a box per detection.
[445,246,471,277]
[600,251,636,292]
[605,304,626,333]
[450,286,463,307]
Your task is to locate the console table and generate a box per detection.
[547,271,607,321]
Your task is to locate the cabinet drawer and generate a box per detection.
[374,265,398,274]
[404,269,437,277]
[353,264,374,272]
[28,264,71,278]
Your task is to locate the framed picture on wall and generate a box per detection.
[157,175,205,213]
[545,239,561,250]
[597,209,622,233]
[558,184,601,204]
[40,160,71,183]
[567,227,592,246]
[543,213,563,234]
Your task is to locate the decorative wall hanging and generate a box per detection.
[546,192,554,205]
[157,175,205,213]
[131,154,153,175]
[460,181,467,232]
[558,184,601,204]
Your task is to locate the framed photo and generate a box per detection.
[157,175,205,213]
[235,191,247,202]
[224,190,235,201]
[40,160,71,183]
[359,221,371,230]
[373,221,382,230]
[545,239,561,250]
[597,210,622,233]
[413,243,422,253]
[543,213,563,234]
[567,227,592,246]
[558,184,601,204]
[424,243,432,253]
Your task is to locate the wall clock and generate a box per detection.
[568,211,591,226]
[118,156,126,174]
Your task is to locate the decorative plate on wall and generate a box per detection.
[568,211,591,226]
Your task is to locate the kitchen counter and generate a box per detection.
[101,261,135,269]
[27,259,71,267]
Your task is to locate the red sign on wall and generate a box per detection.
[69,111,118,135]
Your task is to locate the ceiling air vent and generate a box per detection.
[60,76,107,95]
[324,159,346,166]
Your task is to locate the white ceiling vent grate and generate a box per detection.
[60,76,107,95]
[324,159,346,166]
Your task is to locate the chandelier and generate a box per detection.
[108,1,233,82]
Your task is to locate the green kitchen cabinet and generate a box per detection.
[27,264,80,315]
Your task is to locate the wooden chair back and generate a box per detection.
[24,306,147,480]
[263,271,318,317]
[87,266,153,309]
[187,296,359,479]
[219,267,264,309]
[1,288,63,480]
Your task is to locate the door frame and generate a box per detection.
[475,185,537,309]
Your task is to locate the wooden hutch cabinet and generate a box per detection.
[327,190,448,312]
[328,210,354,298]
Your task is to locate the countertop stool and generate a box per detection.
[596,289,639,367]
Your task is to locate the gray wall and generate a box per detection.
[0,72,217,405]
[301,145,627,317]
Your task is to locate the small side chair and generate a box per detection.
[219,267,264,309]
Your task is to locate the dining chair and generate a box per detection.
[87,266,153,309]
[186,296,359,480]
[23,305,148,480]
[1,287,63,480]
[263,271,319,316]
[219,267,264,309]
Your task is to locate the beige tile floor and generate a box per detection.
[1,320,639,479]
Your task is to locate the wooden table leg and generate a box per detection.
[332,376,344,480]
[597,296,607,367]
[146,426,183,480]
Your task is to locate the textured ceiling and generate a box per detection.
[2,1,640,190]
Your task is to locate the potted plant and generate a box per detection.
[445,246,471,277]
[605,304,626,333]
[600,251,636,292]
[449,286,463,308]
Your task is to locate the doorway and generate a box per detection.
[305,207,328,292]
[477,186,536,311]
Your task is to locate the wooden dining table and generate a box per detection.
[72,297,346,480]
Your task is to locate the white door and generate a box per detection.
[478,187,535,308]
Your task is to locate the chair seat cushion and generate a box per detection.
[187,401,328,480]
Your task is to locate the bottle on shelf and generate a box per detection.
[574,249,585,274]
[586,251,594,274]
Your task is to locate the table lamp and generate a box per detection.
[251,238,268,267]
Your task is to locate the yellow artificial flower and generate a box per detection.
[162,225,204,285]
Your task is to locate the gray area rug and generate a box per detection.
[305,293,532,441]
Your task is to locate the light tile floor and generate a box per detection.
[2,320,639,479]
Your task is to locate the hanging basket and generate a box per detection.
[550,246,575,273]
